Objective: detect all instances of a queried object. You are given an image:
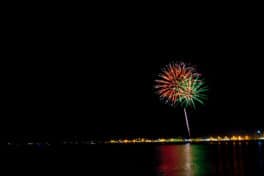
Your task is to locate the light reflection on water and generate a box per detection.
[156,144,192,176]
[156,142,264,176]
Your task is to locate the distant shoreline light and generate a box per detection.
[105,136,264,144]
[7,135,264,146]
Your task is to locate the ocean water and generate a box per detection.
[6,141,264,175]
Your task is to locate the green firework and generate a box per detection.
[177,77,208,109]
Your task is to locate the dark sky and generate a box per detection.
[5,16,264,140]
[7,48,264,140]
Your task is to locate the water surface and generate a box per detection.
[6,141,264,175]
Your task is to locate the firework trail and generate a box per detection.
[155,62,207,138]
[184,108,191,138]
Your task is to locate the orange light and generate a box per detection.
[223,136,229,141]
[231,136,237,140]
[245,135,249,140]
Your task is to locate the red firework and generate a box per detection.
[155,62,198,105]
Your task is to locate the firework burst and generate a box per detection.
[155,62,202,106]
[155,61,207,138]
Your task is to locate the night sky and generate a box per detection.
[5,18,264,140]
[7,47,264,140]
